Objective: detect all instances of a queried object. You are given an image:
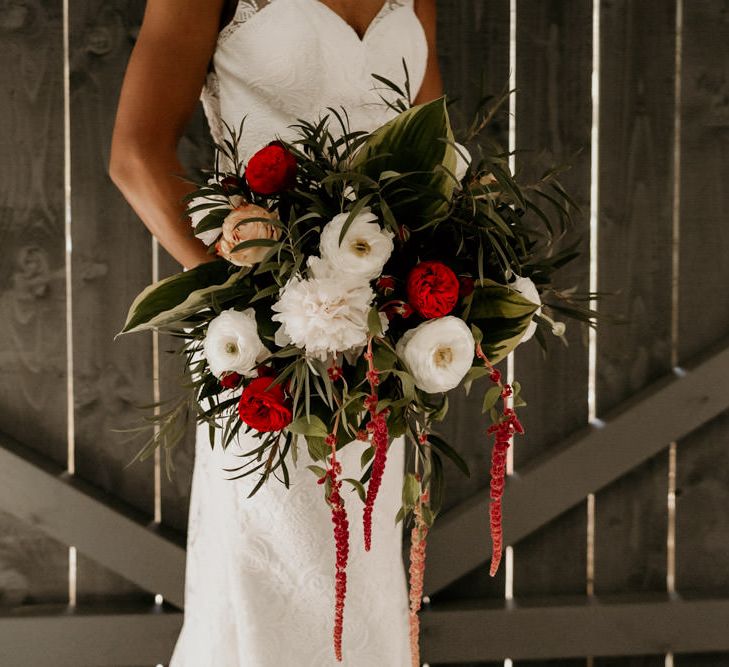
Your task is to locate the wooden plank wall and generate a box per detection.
[593,2,676,667]
[0,0,70,608]
[429,0,727,665]
[434,0,512,636]
[159,104,214,532]
[0,0,208,612]
[2,0,729,665]
[69,0,153,602]
[675,2,729,666]
[512,5,592,667]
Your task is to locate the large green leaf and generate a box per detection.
[350,97,457,226]
[468,279,540,363]
[116,261,251,336]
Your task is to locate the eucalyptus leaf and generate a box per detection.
[428,434,470,477]
[482,385,502,414]
[402,472,421,508]
[343,478,367,503]
[289,415,329,438]
[305,435,330,462]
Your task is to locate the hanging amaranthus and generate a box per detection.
[319,432,350,661]
[362,337,390,551]
[408,484,430,667]
[476,344,524,576]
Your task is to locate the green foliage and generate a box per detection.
[117,261,251,336]
[118,72,595,530]
[350,97,457,227]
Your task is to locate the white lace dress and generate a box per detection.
[169,2,428,665]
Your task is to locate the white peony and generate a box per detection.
[454,142,472,183]
[271,274,375,361]
[203,308,269,378]
[396,316,475,394]
[512,275,542,343]
[319,209,394,281]
[187,179,244,246]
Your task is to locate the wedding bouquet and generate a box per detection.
[118,91,587,663]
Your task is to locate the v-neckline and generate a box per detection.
[311,0,390,43]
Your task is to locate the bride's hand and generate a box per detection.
[109,0,227,271]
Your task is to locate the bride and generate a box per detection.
[110,1,441,664]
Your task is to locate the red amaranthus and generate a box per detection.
[319,433,350,661]
[476,345,525,576]
[362,338,390,551]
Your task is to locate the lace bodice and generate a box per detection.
[200,0,428,162]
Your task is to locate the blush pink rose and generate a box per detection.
[215,203,281,267]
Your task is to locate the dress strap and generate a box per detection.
[218,0,274,45]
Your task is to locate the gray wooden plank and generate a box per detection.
[675,654,729,667]
[512,1,593,631]
[592,10,676,667]
[420,594,729,663]
[425,336,729,594]
[158,104,214,533]
[0,512,68,607]
[68,0,153,602]
[675,3,729,666]
[0,604,181,667]
[437,0,511,149]
[431,0,512,608]
[0,0,70,606]
[0,431,185,608]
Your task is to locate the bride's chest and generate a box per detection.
[213,0,428,107]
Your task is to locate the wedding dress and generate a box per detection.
[169,2,428,665]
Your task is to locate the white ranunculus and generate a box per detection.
[512,275,542,343]
[396,316,475,394]
[271,274,375,361]
[187,179,244,246]
[319,209,394,281]
[454,142,472,183]
[203,308,269,378]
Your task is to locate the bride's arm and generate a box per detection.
[109,0,226,271]
[413,0,443,104]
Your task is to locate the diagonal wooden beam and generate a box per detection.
[0,433,186,607]
[425,337,729,594]
[0,604,182,667]
[420,593,729,662]
[4,338,729,605]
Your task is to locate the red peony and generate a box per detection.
[245,142,297,195]
[237,376,293,432]
[406,260,460,319]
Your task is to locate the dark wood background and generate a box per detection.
[1,0,728,665]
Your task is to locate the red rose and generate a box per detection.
[406,260,460,319]
[220,371,242,389]
[237,376,293,432]
[245,143,297,195]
